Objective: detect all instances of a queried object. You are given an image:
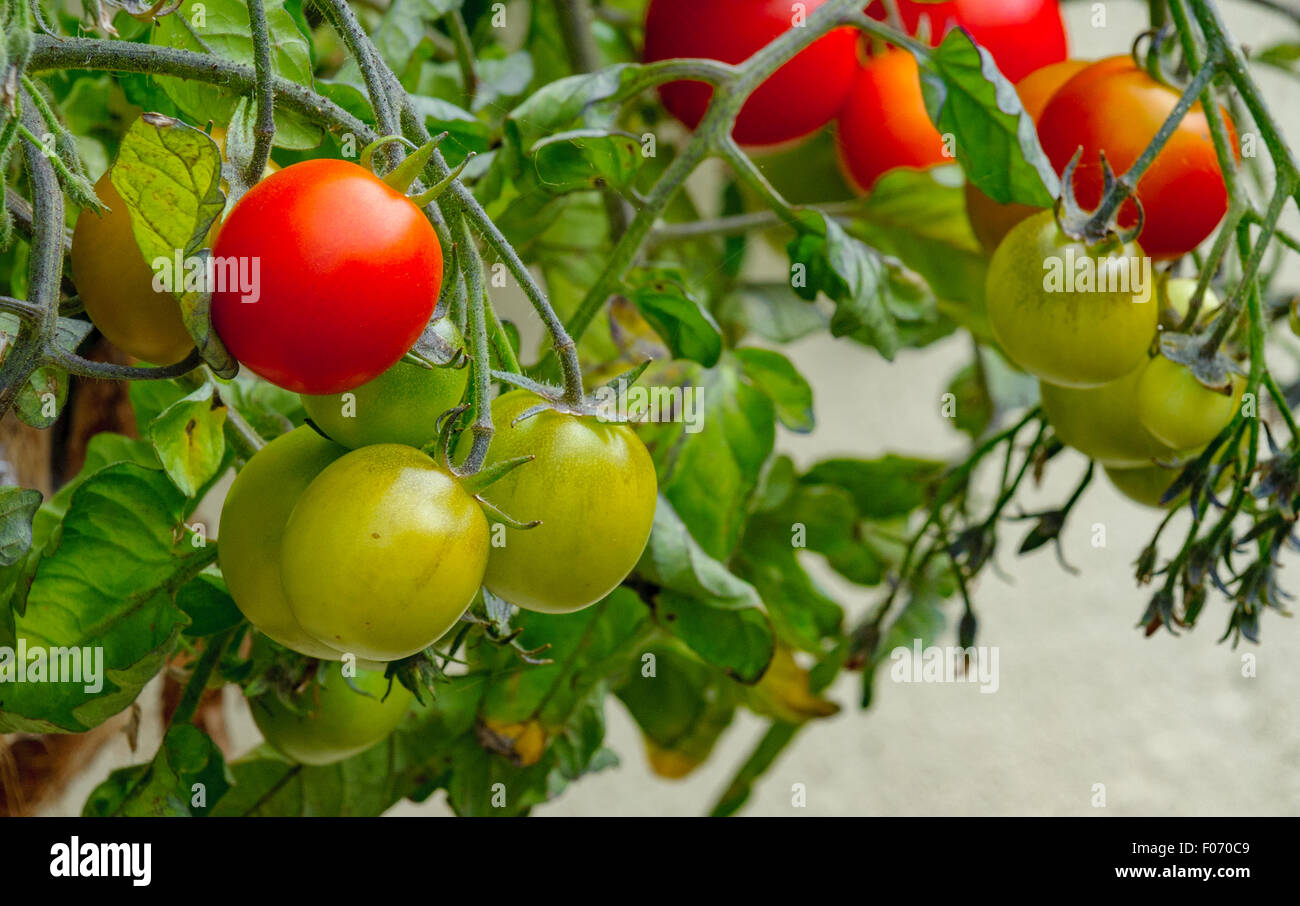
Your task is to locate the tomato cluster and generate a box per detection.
[989,231,1243,508]
[219,382,658,760]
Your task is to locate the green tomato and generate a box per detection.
[280,444,489,661]
[218,426,349,661]
[987,210,1156,387]
[1158,276,1221,331]
[300,321,468,449]
[1104,464,1183,509]
[1136,355,1244,451]
[1039,363,1183,467]
[466,391,658,614]
[250,665,413,766]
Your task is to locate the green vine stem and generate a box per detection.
[243,0,276,186]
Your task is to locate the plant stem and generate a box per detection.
[169,626,238,729]
[445,7,478,105]
[244,0,276,186]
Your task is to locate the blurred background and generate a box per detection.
[9,0,1300,816]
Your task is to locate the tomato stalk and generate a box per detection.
[242,0,275,191]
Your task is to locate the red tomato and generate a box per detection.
[867,0,1068,82]
[835,49,948,192]
[643,0,860,147]
[211,159,441,394]
[1037,57,1235,260]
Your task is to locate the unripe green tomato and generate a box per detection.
[1104,464,1184,509]
[464,391,658,614]
[1136,355,1244,451]
[250,665,413,766]
[1158,276,1221,330]
[218,426,350,661]
[987,210,1157,387]
[300,321,468,449]
[1039,363,1183,467]
[280,444,489,661]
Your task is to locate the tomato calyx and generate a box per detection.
[358,132,475,205]
[490,358,654,425]
[1054,147,1146,248]
[1155,329,1245,396]
[406,314,469,369]
[424,403,541,529]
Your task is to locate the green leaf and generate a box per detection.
[176,573,243,637]
[149,383,228,497]
[479,589,651,727]
[0,487,42,568]
[802,455,947,521]
[635,497,774,683]
[0,463,205,733]
[717,282,829,344]
[616,642,736,773]
[112,113,226,264]
[927,29,1058,207]
[505,63,647,151]
[151,0,322,150]
[734,347,813,433]
[848,167,988,339]
[787,210,898,358]
[623,268,724,366]
[531,129,643,194]
[82,724,231,816]
[0,316,93,429]
[645,357,775,559]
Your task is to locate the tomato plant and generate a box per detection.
[986,210,1156,387]
[643,0,860,146]
[1037,56,1236,260]
[211,159,443,395]
[280,444,489,661]
[3,0,1299,826]
[250,665,414,766]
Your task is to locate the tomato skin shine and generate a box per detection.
[643,0,859,147]
[280,444,488,662]
[986,210,1156,388]
[250,666,413,766]
[1038,57,1235,260]
[835,50,948,192]
[468,391,658,614]
[868,0,1068,82]
[218,426,350,661]
[211,159,442,395]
